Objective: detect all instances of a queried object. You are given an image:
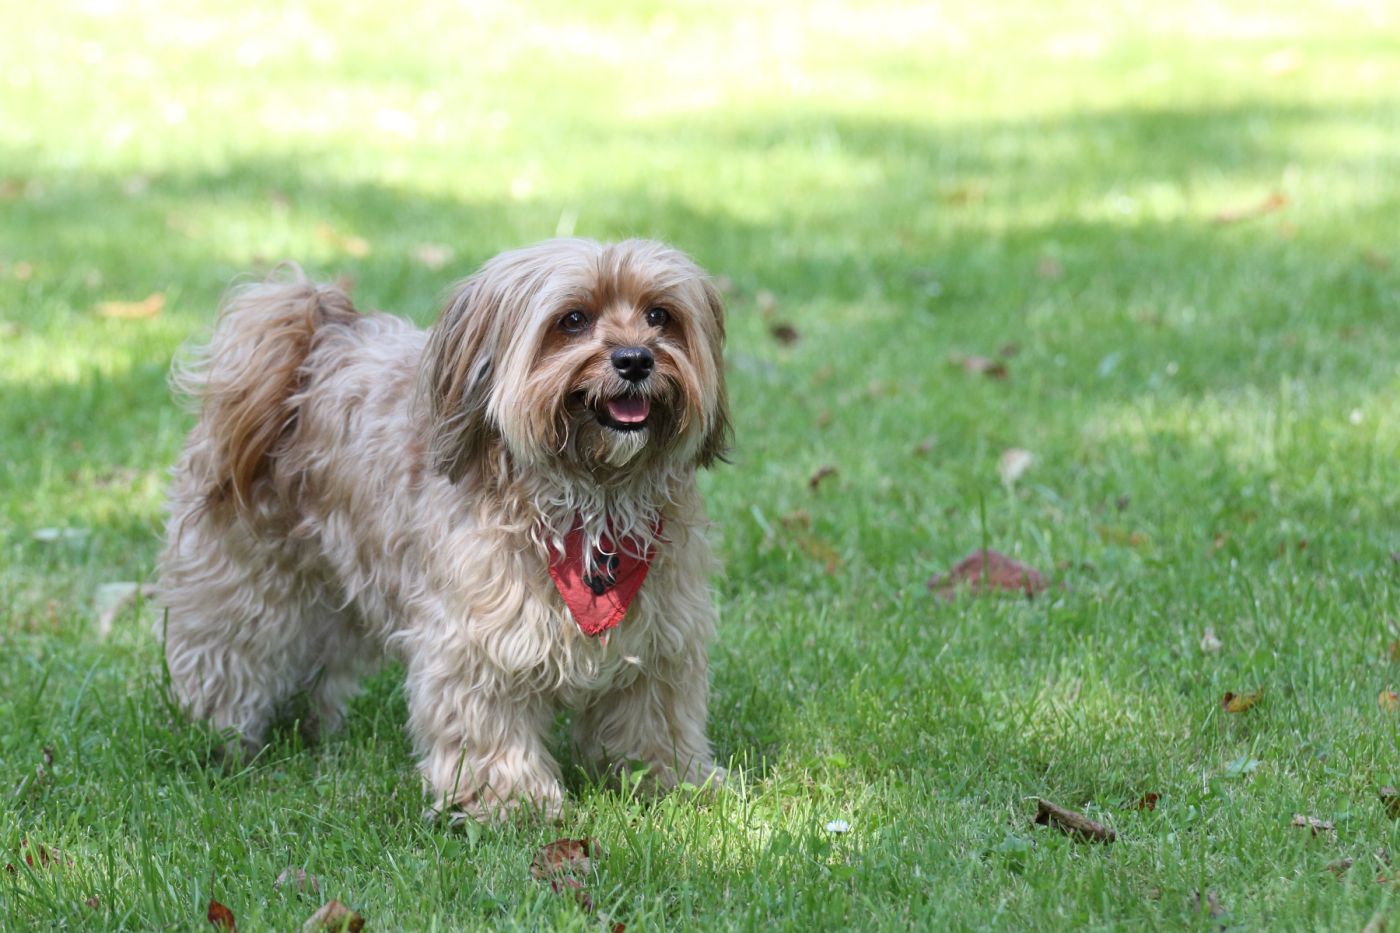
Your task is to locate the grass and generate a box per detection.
[3,0,1400,928]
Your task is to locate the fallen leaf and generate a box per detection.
[301,899,363,932]
[532,839,598,913]
[1380,690,1400,712]
[1032,798,1116,843]
[1190,890,1225,919]
[314,223,372,259]
[808,465,838,490]
[779,510,810,530]
[1221,690,1263,713]
[207,898,237,931]
[531,838,596,880]
[794,533,842,575]
[769,323,800,346]
[1115,494,1131,512]
[913,438,935,457]
[1134,792,1159,812]
[1388,641,1400,663]
[997,448,1033,486]
[6,840,66,874]
[1328,857,1355,878]
[96,292,165,320]
[1212,192,1287,225]
[410,242,453,270]
[928,549,1048,601]
[275,867,321,897]
[950,354,1008,380]
[95,582,156,637]
[1380,787,1400,819]
[1291,813,1335,836]
[998,342,1021,357]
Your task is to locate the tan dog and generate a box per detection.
[158,239,730,821]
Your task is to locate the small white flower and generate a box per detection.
[825,820,850,834]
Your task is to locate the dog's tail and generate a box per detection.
[173,266,359,510]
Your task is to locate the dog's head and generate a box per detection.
[423,238,730,482]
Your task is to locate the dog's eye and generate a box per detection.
[558,310,590,334]
[645,307,669,328]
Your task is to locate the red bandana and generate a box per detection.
[547,520,661,637]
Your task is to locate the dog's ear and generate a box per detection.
[421,278,501,482]
[695,276,733,468]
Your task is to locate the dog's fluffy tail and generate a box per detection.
[173,267,359,509]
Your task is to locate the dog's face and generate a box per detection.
[424,239,730,481]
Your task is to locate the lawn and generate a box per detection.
[3,0,1400,928]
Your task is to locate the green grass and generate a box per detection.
[4,0,1400,928]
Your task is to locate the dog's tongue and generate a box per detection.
[606,396,650,424]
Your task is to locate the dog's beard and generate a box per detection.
[599,423,649,467]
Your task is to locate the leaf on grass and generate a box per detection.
[949,354,1008,380]
[1388,641,1400,663]
[6,840,66,873]
[808,465,838,490]
[794,532,841,574]
[1221,690,1263,713]
[1190,890,1225,919]
[410,243,453,270]
[207,898,237,931]
[997,448,1033,486]
[1379,787,1400,819]
[769,323,800,346]
[96,293,165,320]
[1212,192,1286,225]
[314,223,372,259]
[1033,798,1116,843]
[530,838,596,880]
[275,867,321,897]
[1200,628,1223,654]
[1291,814,1335,836]
[1328,857,1355,878]
[928,549,1048,601]
[301,899,364,932]
[532,839,598,913]
[95,582,157,637]
[1134,792,1159,812]
[1380,690,1400,712]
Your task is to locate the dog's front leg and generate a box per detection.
[574,649,725,793]
[408,659,563,823]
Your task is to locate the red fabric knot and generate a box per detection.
[547,518,663,637]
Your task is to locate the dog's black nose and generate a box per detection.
[610,347,654,382]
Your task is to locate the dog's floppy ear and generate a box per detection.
[695,276,733,468]
[421,278,501,482]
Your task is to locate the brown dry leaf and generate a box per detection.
[275,867,321,897]
[410,242,453,270]
[1380,690,1400,712]
[1291,813,1335,836]
[1212,192,1287,225]
[808,465,838,490]
[301,899,364,933]
[1388,641,1400,663]
[950,354,1008,380]
[531,838,596,880]
[1033,798,1116,843]
[928,549,1048,601]
[6,840,66,874]
[207,898,237,931]
[550,876,594,912]
[314,223,372,259]
[96,292,165,320]
[1221,690,1263,713]
[997,448,1033,486]
[1328,857,1355,878]
[1134,792,1159,812]
[1190,890,1225,919]
[1378,787,1400,820]
[794,533,842,575]
[769,323,800,346]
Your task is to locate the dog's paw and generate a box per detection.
[423,791,564,826]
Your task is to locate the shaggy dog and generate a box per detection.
[158,238,730,821]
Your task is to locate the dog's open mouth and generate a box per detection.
[597,395,651,432]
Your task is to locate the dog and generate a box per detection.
[157,238,731,821]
